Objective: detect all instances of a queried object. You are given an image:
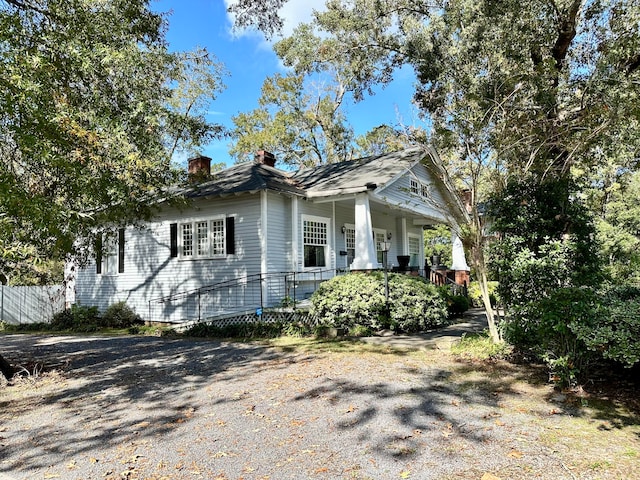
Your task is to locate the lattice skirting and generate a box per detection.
[171,308,319,332]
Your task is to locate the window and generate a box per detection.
[103,236,118,274]
[303,216,329,268]
[181,223,194,257]
[179,217,227,259]
[409,177,430,199]
[410,178,419,194]
[408,234,421,267]
[96,228,124,275]
[374,229,386,265]
[345,225,355,266]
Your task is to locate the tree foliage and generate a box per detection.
[0,0,226,282]
[230,72,356,166]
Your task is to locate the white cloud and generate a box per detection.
[224,0,326,42]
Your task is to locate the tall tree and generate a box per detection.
[0,0,226,277]
[230,71,356,166]
[231,0,640,341]
[0,0,226,378]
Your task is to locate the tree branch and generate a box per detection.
[551,0,582,72]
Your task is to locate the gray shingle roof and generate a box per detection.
[184,147,429,199]
[184,161,303,198]
[293,147,425,197]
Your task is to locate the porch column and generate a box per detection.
[350,193,378,270]
[451,231,469,270]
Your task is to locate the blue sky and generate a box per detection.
[152,0,420,168]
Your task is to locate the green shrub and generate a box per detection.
[571,286,640,367]
[183,320,309,339]
[502,284,640,387]
[446,294,470,318]
[100,302,143,328]
[506,287,599,386]
[348,324,373,337]
[311,272,387,329]
[51,304,100,331]
[310,272,447,333]
[468,281,500,307]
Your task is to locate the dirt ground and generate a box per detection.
[1,333,639,480]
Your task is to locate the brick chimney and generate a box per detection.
[255,150,276,167]
[187,155,211,182]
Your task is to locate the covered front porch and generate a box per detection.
[306,190,470,286]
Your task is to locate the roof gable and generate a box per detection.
[294,147,424,197]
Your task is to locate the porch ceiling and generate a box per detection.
[325,195,448,227]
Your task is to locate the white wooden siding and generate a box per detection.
[76,194,263,322]
[376,163,451,223]
[265,193,290,273]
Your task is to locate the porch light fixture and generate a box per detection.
[341,225,346,234]
[387,232,392,240]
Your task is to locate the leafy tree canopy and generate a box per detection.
[229,71,357,167]
[0,0,226,282]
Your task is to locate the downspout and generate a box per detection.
[291,196,299,271]
[260,190,268,306]
[332,201,336,271]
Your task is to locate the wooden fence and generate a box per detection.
[0,285,66,325]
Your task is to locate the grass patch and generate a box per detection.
[450,330,512,360]
[258,336,415,357]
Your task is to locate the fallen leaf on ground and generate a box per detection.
[481,473,501,480]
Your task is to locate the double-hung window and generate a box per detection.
[96,228,125,275]
[408,234,421,267]
[344,224,355,266]
[303,215,330,268]
[373,228,387,265]
[180,217,226,259]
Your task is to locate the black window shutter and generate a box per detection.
[118,228,125,273]
[225,217,235,255]
[170,223,178,258]
[95,235,102,274]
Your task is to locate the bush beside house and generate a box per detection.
[310,272,448,333]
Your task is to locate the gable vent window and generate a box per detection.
[176,217,234,260]
[410,178,419,194]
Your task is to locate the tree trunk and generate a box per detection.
[471,235,501,343]
[0,353,13,381]
[464,191,502,344]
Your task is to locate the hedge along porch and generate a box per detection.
[73,147,471,325]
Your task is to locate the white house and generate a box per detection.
[75,146,470,324]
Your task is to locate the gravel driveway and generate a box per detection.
[0,333,637,479]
